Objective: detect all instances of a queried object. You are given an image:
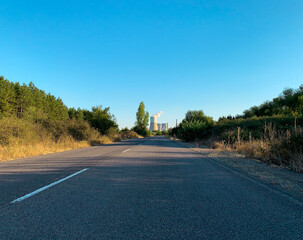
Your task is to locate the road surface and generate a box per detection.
[0,137,302,239]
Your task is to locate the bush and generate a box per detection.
[67,120,101,141]
[0,117,47,145]
[119,129,142,139]
[171,113,303,171]
[178,119,207,142]
[133,126,150,137]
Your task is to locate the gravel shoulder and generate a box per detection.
[172,138,303,202]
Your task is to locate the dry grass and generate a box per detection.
[0,117,146,162]
[120,130,142,140]
[91,135,114,145]
[0,117,115,162]
[215,140,271,160]
[211,138,303,172]
[0,132,145,161]
[189,124,303,172]
[289,153,303,172]
[0,137,90,161]
[0,116,149,162]
[0,134,122,162]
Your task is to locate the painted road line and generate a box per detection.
[10,168,89,204]
[122,148,131,153]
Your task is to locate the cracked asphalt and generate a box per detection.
[0,137,303,239]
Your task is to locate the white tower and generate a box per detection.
[150,116,158,131]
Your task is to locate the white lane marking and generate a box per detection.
[11,168,89,204]
[122,148,131,153]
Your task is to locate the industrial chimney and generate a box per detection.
[150,116,158,131]
[150,112,162,131]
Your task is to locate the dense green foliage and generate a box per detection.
[213,116,299,142]
[0,76,118,136]
[173,86,303,142]
[69,106,118,135]
[172,110,214,142]
[212,85,303,144]
[134,101,150,136]
[178,119,208,142]
[0,76,142,161]
[218,85,303,122]
[0,76,68,120]
[171,86,303,171]
[184,110,214,125]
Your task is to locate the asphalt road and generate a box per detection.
[0,136,303,239]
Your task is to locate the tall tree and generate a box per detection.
[14,83,33,118]
[0,76,16,117]
[135,102,149,136]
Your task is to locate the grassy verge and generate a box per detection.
[0,118,141,162]
[173,116,303,172]
[211,137,303,172]
[0,137,90,161]
[192,128,303,172]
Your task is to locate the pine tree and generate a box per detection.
[0,76,16,117]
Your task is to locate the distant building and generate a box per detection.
[150,116,158,131]
[149,113,167,132]
[154,122,168,131]
[161,123,168,131]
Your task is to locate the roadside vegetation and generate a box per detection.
[0,76,141,161]
[171,85,303,172]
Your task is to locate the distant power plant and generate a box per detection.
[158,123,168,131]
[149,112,168,131]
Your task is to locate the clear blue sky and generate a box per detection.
[1,0,303,128]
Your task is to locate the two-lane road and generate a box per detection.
[1,137,303,239]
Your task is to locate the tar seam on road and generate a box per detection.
[122,148,131,153]
[10,168,89,204]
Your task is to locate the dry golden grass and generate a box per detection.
[0,133,143,162]
[120,130,142,140]
[90,135,114,145]
[0,137,90,161]
[0,117,114,162]
[0,132,145,162]
[212,139,272,160]
[0,118,144,162]
[211,138,303,172]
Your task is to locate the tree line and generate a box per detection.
[171,85,303,171]
[173,85,303,142]
[0,76,117,135]
[219,85,303,130]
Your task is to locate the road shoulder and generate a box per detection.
[171,138,303,202]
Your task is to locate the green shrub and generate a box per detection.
[178,119,207,142]
[67,120,100,141]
